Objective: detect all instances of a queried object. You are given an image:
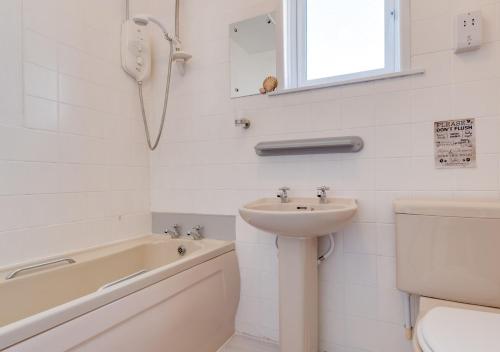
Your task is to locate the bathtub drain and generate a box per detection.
[177,245,187,256]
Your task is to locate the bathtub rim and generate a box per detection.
[0,235,235,350]
[0,234,201,274]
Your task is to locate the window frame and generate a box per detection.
[284,0,402,89]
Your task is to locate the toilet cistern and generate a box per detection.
[394,199,500,351]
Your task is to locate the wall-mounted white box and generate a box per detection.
[455,11,482,53]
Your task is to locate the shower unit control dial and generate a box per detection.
[121,20,152,82]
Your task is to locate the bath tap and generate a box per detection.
[188,225,203,240]
[165,224,181,238]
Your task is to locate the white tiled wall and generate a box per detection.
[1,0,499,350]
[150,0,500,351]
[0,0,151,267]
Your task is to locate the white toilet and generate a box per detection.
[394,199,500,352]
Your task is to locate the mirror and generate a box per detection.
[229,13,277,98]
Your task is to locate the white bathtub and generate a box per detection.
[0,235,240,352]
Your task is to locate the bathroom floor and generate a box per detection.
[220,335,279,352]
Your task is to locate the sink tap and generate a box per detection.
[316,186,330,204]
[277,187,290,203]
[188,225,203,240]
[164,224,181,238]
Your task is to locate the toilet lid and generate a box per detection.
[418,307,500,352]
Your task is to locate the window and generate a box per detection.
[284,0,402,89]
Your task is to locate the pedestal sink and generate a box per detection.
[239,197,357,352]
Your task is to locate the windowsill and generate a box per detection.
[269,68,425,96]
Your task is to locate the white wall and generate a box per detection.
[151,0,500,351]
[0,0,151,267]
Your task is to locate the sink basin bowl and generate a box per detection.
[239,197,357,237]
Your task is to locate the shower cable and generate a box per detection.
[137,38,174,151]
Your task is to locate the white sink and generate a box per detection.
[239,197,357,237]
[239,196,357,352]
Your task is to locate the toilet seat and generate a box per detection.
[417,306,500,352]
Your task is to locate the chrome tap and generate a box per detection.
[316,186,330,204]
[188,225,203,240]
[277,186,290,203]
[164,224,181,238]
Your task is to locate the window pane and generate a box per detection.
[306,0,386,81]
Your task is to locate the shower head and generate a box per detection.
[132,14,172,41]
[132,16,149,26]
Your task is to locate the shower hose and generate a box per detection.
[137,38,174,151]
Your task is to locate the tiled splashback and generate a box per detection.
[0,0,151,267]
[151,0,500,351]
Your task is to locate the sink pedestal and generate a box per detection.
[278,236,318,352]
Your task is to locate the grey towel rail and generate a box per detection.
[255,136,364,156]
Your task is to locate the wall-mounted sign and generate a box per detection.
[434,118,476,169]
